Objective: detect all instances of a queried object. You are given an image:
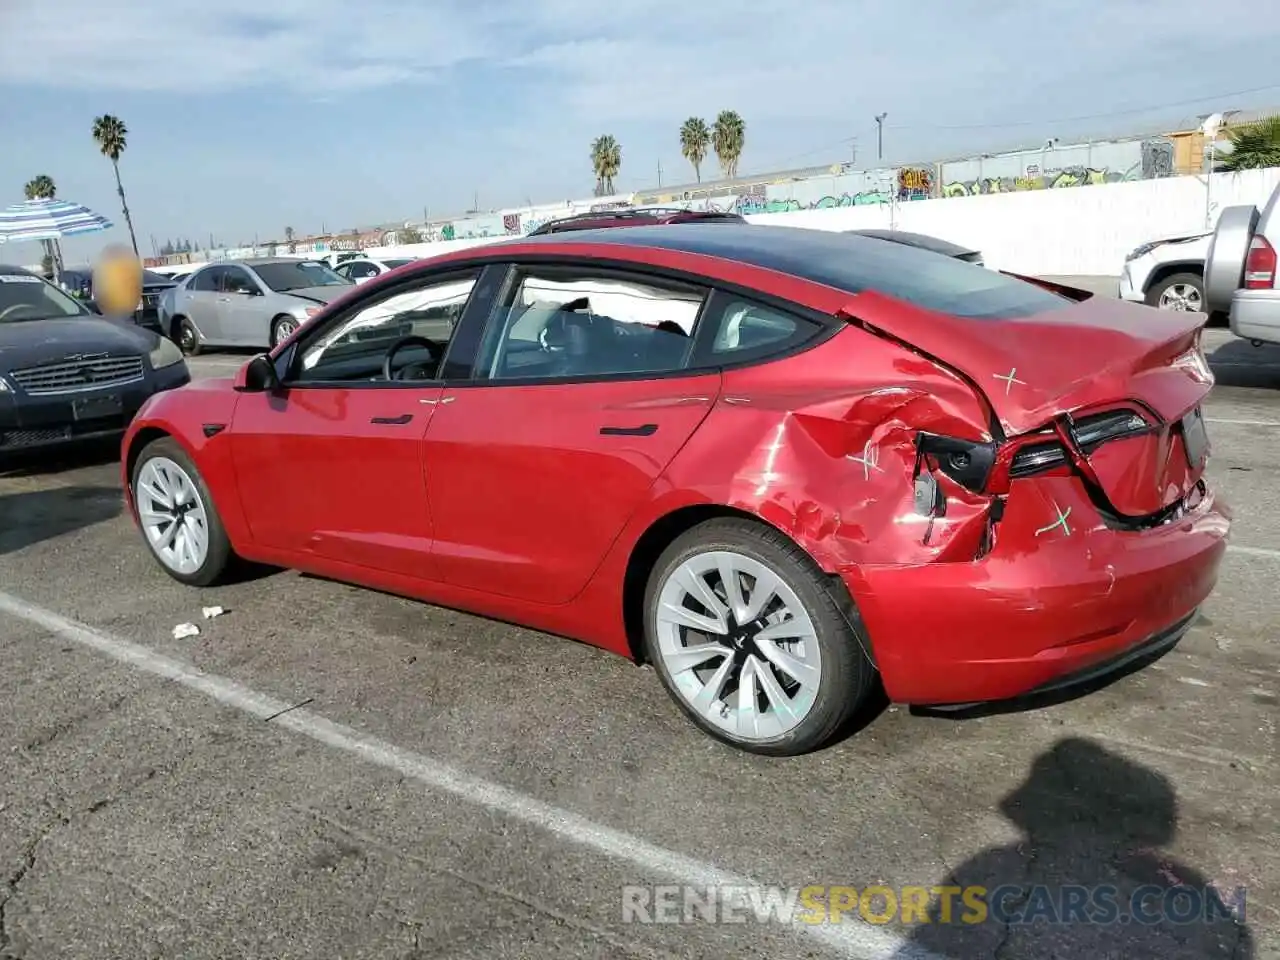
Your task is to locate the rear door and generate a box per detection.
[421,262,722,604]
[183,266,227,342]
[838,263,1213,517]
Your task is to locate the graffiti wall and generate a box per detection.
[939,137,1174,197]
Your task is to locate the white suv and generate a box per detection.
[1119,232,1213,314]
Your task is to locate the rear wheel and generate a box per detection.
[643,518,876,756]
[132,437,233,587]
[1146,272,1204,313]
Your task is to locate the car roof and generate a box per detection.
[0,264,40,278]
[237,258,307,267]
[482,222,976,299]
[845,229,978,258]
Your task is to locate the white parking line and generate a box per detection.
[1227,545,1280,560]
[1204,418,1280,427]
[0,590,936,960]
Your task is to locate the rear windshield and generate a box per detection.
[784,232,1070,320]
[614,225,1071,321]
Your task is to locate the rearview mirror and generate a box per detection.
[236,353,280,393]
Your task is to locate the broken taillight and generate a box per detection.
[1245,235,1277,289]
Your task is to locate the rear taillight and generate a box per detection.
[1245,235,1277,289]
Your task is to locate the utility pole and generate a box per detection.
[875,113,888,161]
[657,159,663,188]
[850,139,858,166]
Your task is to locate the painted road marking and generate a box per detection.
[1204,418,1280,427]
[1227,545,1280,560]
[0,590,937,960]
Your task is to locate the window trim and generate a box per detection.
[274,264,491,389]
[453,256,836,389]
[190,265,225,293]
[468,261,713,387]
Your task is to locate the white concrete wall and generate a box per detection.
[744,167,1280,275]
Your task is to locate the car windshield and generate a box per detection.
[142,270,173,285]
[253,260,350,292]
[0,272,90,322]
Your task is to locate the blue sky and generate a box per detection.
[1,0,1279,263]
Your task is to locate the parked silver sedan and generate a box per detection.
[159,258,354,354]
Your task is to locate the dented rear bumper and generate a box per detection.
[840,476,1230,705]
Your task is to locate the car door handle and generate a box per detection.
[600,423,658,437]
[370,413,413,425]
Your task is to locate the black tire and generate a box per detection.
[131,436,234,587]
[174,316,202,356]
[642,518,876,756]
[1145,272,1205,314]
[270,314,299,347]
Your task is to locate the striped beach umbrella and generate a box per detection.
[0,197,113,244]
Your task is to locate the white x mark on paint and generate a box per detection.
[993,367,1026,395]
[846,440,882,479]
[1034,502,1073,538]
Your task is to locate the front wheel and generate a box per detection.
[643,518,876,756]
[174,316,201,356]
[1146,272,1205,313]
[132,437,233,587]
[271,314,299,347]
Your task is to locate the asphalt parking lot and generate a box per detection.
[1,328,1277,960]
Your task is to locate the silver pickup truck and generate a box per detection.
[1205,179,1280,345]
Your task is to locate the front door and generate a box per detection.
[228,266,485,579]
[423,263,721,604]
[216,264,269,347]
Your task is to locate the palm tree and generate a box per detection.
[1217,116,1280,171]
[712,111,746,180]
[590,135,622,196]
[91,114,139,257]
[679,118,711,183]
[22,175,63,276]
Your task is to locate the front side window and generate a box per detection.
[0,272,89,322]
[221,268,258,294]
[293,271,479,383]
[254,260,350,292]
[477,268,707,381]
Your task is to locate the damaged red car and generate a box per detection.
[121,224,1230,755]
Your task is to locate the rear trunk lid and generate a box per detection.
[842,290,1213,516]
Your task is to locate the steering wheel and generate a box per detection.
[0,303,43,321]
[382,335,445,381]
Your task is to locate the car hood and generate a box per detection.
[276,285,350,305]
[0,317,153,370]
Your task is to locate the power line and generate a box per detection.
[748,83,1280,177]
[886,83,1280,132]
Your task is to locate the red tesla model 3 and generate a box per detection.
[121,224,1229,755]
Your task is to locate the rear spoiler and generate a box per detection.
[998,271,1094,302]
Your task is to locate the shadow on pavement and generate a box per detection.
[901,738,1252,959]
[1207,338,1280,389]
[0,437,122,479]
[0,485,122,556]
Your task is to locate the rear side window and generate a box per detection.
[708,298,802,356]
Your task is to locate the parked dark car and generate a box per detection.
[527,207,746,235]
[0,264,190,461]
[56,266,177,333]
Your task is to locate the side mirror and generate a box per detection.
[235,353,280,393]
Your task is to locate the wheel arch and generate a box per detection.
[619,502,863,665]
[124,426,175,492]
[1144,261,1204,294]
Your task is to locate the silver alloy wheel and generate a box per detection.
[136,456,210,575]
[274,317,298,342]
[654,550,821,741]
[1158,283,1203,311]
